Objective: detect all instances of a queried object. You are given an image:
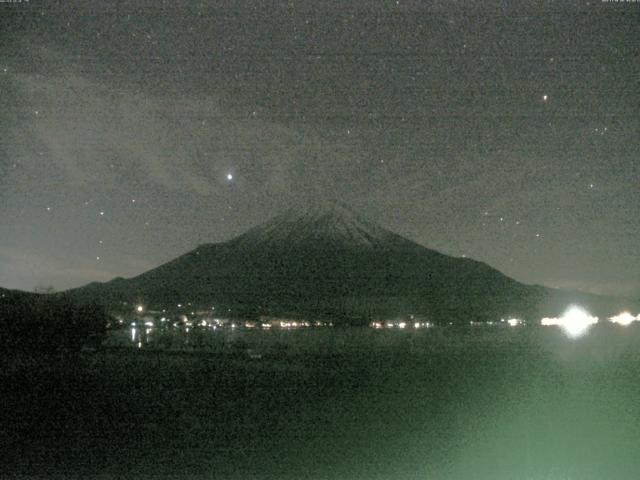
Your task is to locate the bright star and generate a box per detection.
[227,173,233,181]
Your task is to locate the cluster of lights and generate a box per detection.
[131,316,328,331]
[130,303,639,344]
[538,307,640,338]
[279,320,312,328]
[370,321,432,329]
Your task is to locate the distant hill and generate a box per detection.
[0,287,108,354]
[65,202,637,324]
[0,287,42,303]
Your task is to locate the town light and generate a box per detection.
[542,305,598,338]
[609,312,636,326]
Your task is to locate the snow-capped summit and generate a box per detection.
[232,200,397,249]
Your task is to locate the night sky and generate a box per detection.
[1,0,638,297]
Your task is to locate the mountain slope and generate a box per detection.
[66,203,636,323]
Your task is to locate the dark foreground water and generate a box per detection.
[2,325,640,479]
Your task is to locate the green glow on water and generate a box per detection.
[4,325,640,479]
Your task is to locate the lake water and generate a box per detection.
[3,323,640,479]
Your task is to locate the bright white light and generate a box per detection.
[398,322,406,329]
[507,318,521,327]
[562,307,598,337]
[610,312,636,326]
[136,305,144,313]
[542,94,548,101]
[226,173,233,180]
[542,306,598,338]
[144,321,154,327]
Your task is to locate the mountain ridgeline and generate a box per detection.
[67,203,635,324]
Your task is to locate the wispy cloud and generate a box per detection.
[4,46,359,201]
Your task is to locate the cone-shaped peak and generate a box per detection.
[231,200,396,248]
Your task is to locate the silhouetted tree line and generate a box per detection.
[0,291,109,355]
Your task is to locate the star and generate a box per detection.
[226,173,233,181]
[542,94,548,102]
[99,211,105,216]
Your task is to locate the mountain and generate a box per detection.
[66,202,636,324]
